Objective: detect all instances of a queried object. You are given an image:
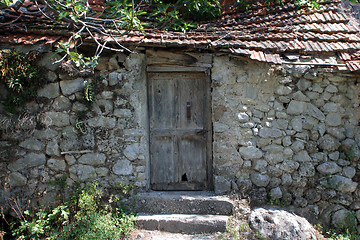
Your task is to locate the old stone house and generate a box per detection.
[1,0,360,228]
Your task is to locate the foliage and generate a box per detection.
[0,50,42,113]
[313,212,360,240]
[235,0,320,11]
[268,197,291,207]
[149,0,220,31]
[11,181,136,240]
[83,79,95,102]
[327,228,360,240]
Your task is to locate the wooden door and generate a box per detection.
[148,72,211,190]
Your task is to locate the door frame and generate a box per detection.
[146,65,213,191]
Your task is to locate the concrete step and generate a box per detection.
[136,213,229,234]
[136,191,234,215]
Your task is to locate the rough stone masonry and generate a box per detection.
[0,50,359,229]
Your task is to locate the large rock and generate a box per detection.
[37,83,60,98]
[52,96,72,111]
[331,209,358,231]
[123,144,141,161]
[46,112,70,127]
[87,117,116,129]
[318,134,340,152]
[214,175,231,194]
[38,52,61,71]
[317,162,342,175]
[250,173,270,187]
[114,109,132,118]
[34,129,58,139]
[259,127,283,138]
[341,139,360,161]
[47,159,66,171]
[113,160,133,175]
[322,102,340,113]
[108,72,122,86]
[307,103,325,121]
[239,146,263,160]
[265,152,285,164]
[270,187,283,200]
[248,207,319,240]
[275,85,292,95]
[324,175,358,193]
[93,99,114,116]
[60,78,84,95]
[78,153,106,166]
[326,113,342,127]
[46,139,60,156]
[293,150,312,162]
[299,162,315,177]
[19,138,44,151]
[280,160,300,173]
[8,153,46,171]
[287,100,306,115]
[69,164,96,181]
[237,112,249,123]
[291,118,302,132]
[9,172,27,187]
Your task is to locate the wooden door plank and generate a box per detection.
[150,136,176,185]
[178,72,206,129]
[148,73,176,129]
[146,49,212,68]
[148,73,177,186]
[179,135,207,184]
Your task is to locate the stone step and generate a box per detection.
[136,191,234,215]
[136,213,229,234]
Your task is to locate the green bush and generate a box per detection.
[11,182,136,240]
[0,49,43,113]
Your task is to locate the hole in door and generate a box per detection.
[182,173,188,182]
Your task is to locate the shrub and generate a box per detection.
[10,182,135,240]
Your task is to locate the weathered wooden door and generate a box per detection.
[148,72,211,190]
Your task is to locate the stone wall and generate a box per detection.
[211,55,360,226]
[0,49,359,227]
[0,51,149,210]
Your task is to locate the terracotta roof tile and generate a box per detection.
[1,0,360,70]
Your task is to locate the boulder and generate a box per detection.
[248,207,319,240]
